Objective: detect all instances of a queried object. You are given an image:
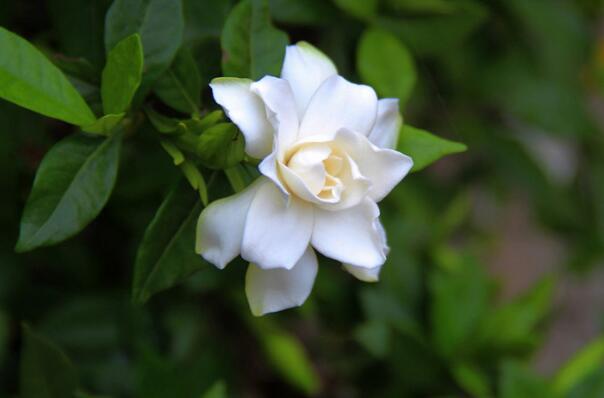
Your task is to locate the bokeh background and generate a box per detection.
[2,0,604,397]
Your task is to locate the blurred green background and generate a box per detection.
[3,0,604,397]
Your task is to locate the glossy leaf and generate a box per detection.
[154,47,201,114]
[104,0,184,94]
[82,113,125,135]
[101,33,144,114]
[20,324,78,398]
[398,124,467,172]
[132,181,208,303]
[221,0,289,80]
[357,28,416,106]
[0,27,96,126]
[16,132,122,252]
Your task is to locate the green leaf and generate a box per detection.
[384,0,456,14]
[101,33,144,115]
[499,360,552,398]
[16,132,122,252]
[333,0,377,20]
[132,180,208,303]
[154,47,201,114]
[0,27,96,126]
[160,140,185,166]
[451,362,491,398]
[180,161,209,205]
[145,107,181,134]
[196,123,245,170]
[20,324,78,398]
[554,336,604,396]
[480,276,554,352]
[354,320,390,358]
[221,0,289,80]
[104,0,184,96]
[398,125,467,172]
[202,381,227,398]
[252,319,321,395]
[430,254,490,358]
[357,28,416,106]
[82,113,125,135]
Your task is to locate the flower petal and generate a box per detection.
[343,264,382,282]
[210,77,273,159]
[368,98,402,149]
[196,178,266,269]
[342,219,388,281]
[334,129,413,202]
[281,41,337,119]
[299,75,378,140]
[245,246,318,316]
[311,198,386,268]
[242,180,314,270]
[250,76,299,148]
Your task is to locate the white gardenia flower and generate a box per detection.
[196,42,413,316]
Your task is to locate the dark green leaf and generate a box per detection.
[82,113,125,135]
[252,319,321,395]
[145,107,181,134]
[430,254,490,358]
[101,33,144,115]
[202,381,227,398]
[20,324,78,398]
[196,123,245,170]
[132,180,208,303]
[104,0,184,96]
[269,0,337,26]
[480,276,554,352]
[0,27,96,126]
[183,0,232,43]
[154,47,201,114]
[398,125,466,172]
[221,0,289,80]
[378,0,488,56]
[357,28,416,106]
[451,362,491,398]
[16,132,122,252]
[333,0,377,20]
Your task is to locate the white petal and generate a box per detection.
[368,98,402,149]
[299,75,378,140]
[259,148,289,195]
[242,181,314,270]
[281,41,337,119]
[245,246,318,316]
[311,199,386,268]
[196,178,266,269]
[342,219,388,282]
[210,77,273,159]
[250,76,299,148]
[343,264,382,282]
[334,129,413,202]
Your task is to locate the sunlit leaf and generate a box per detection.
[0,27,96,125]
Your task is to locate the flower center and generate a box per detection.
[285,142,346,201]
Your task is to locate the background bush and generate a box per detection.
[2,0,604,397]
